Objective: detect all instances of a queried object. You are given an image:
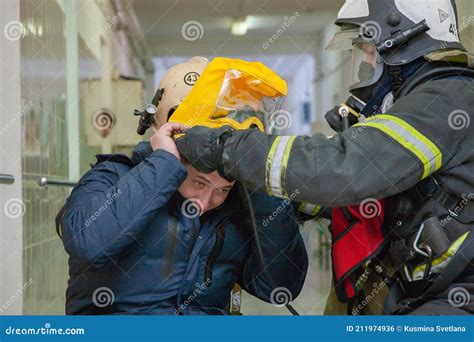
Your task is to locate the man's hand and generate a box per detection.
[175,125,234,177]
[150,122,189,160]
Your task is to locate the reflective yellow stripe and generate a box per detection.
[265,136,296,198]
[280,136,296,196]
[376,115,442,170]
[298,202,322,216]
[412,232,469,280]
[358,121,432,179]
[355,115,442,179]
[266,136,282,195]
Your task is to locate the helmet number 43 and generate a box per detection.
[184,72,200,86]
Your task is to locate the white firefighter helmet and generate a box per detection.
[326,0,467,108]
[154,56,209,128]
[328,0,465,65]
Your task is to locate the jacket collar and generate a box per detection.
[131,141,154,165]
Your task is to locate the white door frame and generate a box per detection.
[0,0,24,315]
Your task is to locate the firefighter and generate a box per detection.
[175,0,474,315]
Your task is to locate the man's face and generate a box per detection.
[178,165,235,215]
[361,43,377,67]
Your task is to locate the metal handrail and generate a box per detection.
[38,177,77,188]
[0,174,15,185]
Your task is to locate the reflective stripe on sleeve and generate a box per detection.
[355,114,442,179]
[265,136,297,198]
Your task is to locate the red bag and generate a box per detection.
[331,199,386,302]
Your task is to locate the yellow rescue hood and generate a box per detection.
[169,57,287,131]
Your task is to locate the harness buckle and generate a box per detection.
[404,223,435,281]
[413,222,429,258]
[418,243,433,280]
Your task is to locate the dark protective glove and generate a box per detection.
[324,105,359,133]
[175,125,235,178]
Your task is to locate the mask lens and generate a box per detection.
[351,43,378,84]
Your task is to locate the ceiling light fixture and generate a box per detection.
[231,16,248,36]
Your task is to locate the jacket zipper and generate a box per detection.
[204,215,230,287]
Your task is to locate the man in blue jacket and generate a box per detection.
[57,121,308,315]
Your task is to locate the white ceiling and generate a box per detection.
[132,0,345,57]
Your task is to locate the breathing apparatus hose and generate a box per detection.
[242,186,300,316]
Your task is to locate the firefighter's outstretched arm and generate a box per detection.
[177,80,466,207]
[221,124,428,206]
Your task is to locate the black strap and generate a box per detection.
[419,177,474,224]
[388,66,404,94]
[429,180,462,211]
